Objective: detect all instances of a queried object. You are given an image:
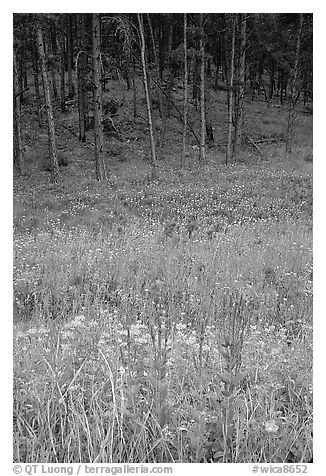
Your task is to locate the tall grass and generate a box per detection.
[13,156,313,462]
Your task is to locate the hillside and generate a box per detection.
[14,77,313,463]
[13,12,313,465]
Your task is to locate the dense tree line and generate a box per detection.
[13,13,313,181]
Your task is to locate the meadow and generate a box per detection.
[13,84,313,463]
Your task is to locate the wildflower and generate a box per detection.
[61,330,74,340]
[117,366,126,375]
[15,331,26,339]
[265,419,279,433]
[75,314,86,323]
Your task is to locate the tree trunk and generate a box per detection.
[286,14,303,153]
[207,57,211,77]
[165,18,174,118]
[49,23,58,101]
[233,13,246,160]
[19,43,27,103]
[269,59,274,101]
[249,64,256,101]
[132,55,137,118]
[160,16,174,152]
[77,14,87,142]
[50,58,58,101]
[226,14,236,166]
[277,67,282,101]
[181,13,188,167]
[13,50,26,174]
[221,15,229,85]
[138,13,157,166]
[214,38,221,90]
[147,13,158,66]
[66,14,75,100]
[158,19,165,81]
[280,70,287,105]
[147,13,164,119]
[283,76,288,101]
[223,30,229,95]
[37,28,60,182]
[60,16,66,112]
[199,13,206,163]
[32,39,43,127]
[192,56,200,104]
[260,76,269,105]
[92,14,107,181]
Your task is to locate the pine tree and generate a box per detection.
[92,13,107,181]
[138,13,157,166]
[37,27,60,182]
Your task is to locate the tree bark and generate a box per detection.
[158,18,165,81]
[199,13,206,163]
[277,67,283,103]
[19,43,27,103]
[77,14,87,142]
[269,59,274,101]
[60,15,66,112]
[132,55,137,119]
[32,39,43,127]
[138,13,157,166]
[50,60,58,102]
[214,37,221,90]
[192,56,200,103]
[181,13,188,167]
[286,14,303,153]
[222,23,229,86]
[147,13,164,120]
[226,14,236,166]
[49,23,58,101]
[147,13,158,66]
[159,15,174,153]
[13,50,26,174]
[37,27,60,182]
[233,13,246,159]
[92,14,107,181]
[66,14,75,100]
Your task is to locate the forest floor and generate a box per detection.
[13,77,313,463]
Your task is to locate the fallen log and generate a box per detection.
[244,133,265,156]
